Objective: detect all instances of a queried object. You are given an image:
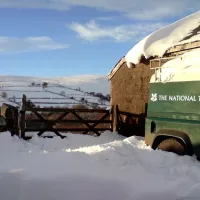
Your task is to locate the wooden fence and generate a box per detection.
[20,95,113,139]
[113,105,146,137]
[3,95,146,139]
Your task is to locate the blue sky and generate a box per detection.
[0,0,199,77]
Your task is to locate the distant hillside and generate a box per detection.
[0,75,110,109]
[0,75,109,95]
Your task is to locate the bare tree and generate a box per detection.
[31,82,35,86]
[42,82,48,89]
[26,100,35,108]
[1,91,7,98]
[91,103,99,108]
[98,98,105,105]
[81,97,85,103]
[60,91,65,96]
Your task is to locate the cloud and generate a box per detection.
[68,20,166,42]
[0,0,70,10]
[0,36,69,53]
[0,0,199,20]
[95,16,119,21]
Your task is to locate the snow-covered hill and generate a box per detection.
[0,75,109,94]
[0,75,110,108]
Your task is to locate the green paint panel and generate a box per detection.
[148,81,200,120]
[145,81,200,158]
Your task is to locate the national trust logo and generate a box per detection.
[151,93,157,102]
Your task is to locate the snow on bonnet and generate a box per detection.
[125,11,200,65]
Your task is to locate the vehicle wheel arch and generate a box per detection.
[152,129,194,156]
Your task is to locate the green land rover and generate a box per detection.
[144,54,200,159]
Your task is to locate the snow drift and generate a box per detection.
[125,11,200,65]
[0,131,200,200]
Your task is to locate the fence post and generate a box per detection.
[13,108,19,137]
[20,95,26,139]
[110,105,114,131]
[112,105,118,132]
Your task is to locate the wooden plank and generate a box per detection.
[37,127,65,138]
[31,111,70,138]
[82,112,110,135]
[31,110,46,121]
[55,111,70,122]
[108,57,126,80]
[26,119,112,124]
[118,110,145,118]
[25,107,110,113]
[22,94,26,111]
[110,105,114,131]
[13,109,19,136]
[70,111,91,127]
[20,95,26,138]
[89,112,110,128]
[52,130,66,139]
[166,41,200,54]
[20,111,26,138]
[117,105,121,130]
[37,130,45,136]
[25,128,112,132]
[15,97,91,100]
[113,105,117,132]
[25,102,85,105]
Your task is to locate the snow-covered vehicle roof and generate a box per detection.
[150,48,200,83]
[125,11,200,65]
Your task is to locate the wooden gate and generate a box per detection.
[20,95,112,139]
[115,105,146,137]
[17,95,147,139]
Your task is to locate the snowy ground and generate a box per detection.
[0,131,200,200]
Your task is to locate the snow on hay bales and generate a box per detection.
[125,11,200,65]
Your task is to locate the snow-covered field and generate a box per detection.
[0,131,200,200]
[0,75,110,108]
[0,75,109,94]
